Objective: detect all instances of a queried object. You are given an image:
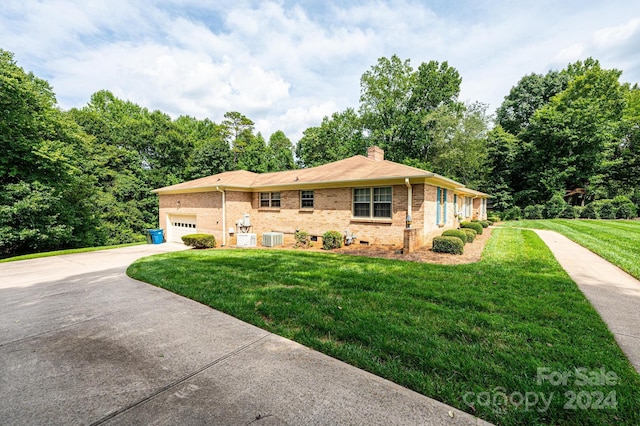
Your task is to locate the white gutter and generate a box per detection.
[404,178,412,228]
[216,186,226,246]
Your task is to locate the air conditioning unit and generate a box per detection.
[262,232,284,247]
[237,233,257,247]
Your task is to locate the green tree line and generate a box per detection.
[491,58,640,212]
[2,48,639,256]
[1,49,294,256]
[296,55,640,215]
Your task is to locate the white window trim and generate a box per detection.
[352,187,393,219]
[436,187,448,226]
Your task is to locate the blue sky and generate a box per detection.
[2,0,640,142]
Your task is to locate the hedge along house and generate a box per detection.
[153,146,489,251]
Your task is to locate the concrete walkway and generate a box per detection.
[0,244,489,425]
[534,230,640,372]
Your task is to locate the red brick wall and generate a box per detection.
[159,182,462,248]
[422,185,459,243]
[159,192,223,242]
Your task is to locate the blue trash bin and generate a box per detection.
[149,229,164,244]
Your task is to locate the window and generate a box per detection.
[374,187,392,218]
[436,187,446,225]
[454,194,458,218]
[353,188,371,217]
[260,192,280,208]
[353,187,392,218]
[301,190,314,208]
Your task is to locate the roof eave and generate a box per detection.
[251,174,436,191]
[152,184,253,194]
[153,174,438,194]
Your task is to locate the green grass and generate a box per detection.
[498,219,640,280]
[0,242,146,263]
[127,228,640,425]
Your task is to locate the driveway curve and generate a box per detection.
[0,244,487,425]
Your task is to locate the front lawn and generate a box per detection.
[127,228,640,425]
[498,219,640,280]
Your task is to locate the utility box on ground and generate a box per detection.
[236,233,257,247]
[262,232,284,247]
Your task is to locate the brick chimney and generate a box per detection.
[367,146,384,161]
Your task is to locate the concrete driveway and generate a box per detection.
[0,244,487,425]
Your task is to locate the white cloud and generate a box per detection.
[264,101,339,142]
[2,0,640,143]
[552,43,586,64]
[593,18,640,48]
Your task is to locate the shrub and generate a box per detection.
[544,194,567,219]
[432,236,464,255]
[574,206,584,217]
[322,230,343,250]
[471,220,490,227]
[559,204,579,219]
[460,221,483,235]
[502,206,522,221]
[598,200,616,219]
[181,233,216,249]
[487,214,501,223]
[612,196,637,219]
[294,230,310,247]
[524,204,544,219]
[442,229,467,244]
[580,202,598,219]
[461,228,477,243]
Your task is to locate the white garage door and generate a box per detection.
[167,215,197,243]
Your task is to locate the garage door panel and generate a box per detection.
[168,215,197,243]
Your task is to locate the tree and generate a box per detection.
[70,90,199,244]
[421,102,490,188]
[359,55,413,160]
[495,70,569,135]
[602,85,640,206]
[1,50,101,254]
[267,130,295,171]
[184,121,233,179]
[295,108,366,167]
[481,126,518,211]
[222,111,255,167]
[237,132,268,173]
[518,61,626,203]
[359,55,462,162]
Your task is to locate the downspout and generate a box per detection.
[216,187,226,247]
[404,178,412,228]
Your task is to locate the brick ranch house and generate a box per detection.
[153,146,489,250]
